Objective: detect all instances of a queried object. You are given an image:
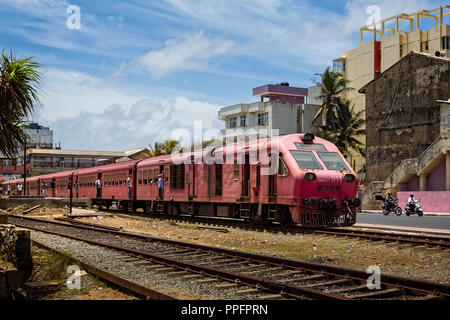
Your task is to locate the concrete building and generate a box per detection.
[23,123,54,149]
[0,148,151,180]
[334,5,450,170]
[360,51,450,212]
[218,83,320,141]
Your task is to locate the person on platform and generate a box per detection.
[17,183,22,196]
[41,182,47,197]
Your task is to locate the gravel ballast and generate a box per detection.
[30,230,256,300]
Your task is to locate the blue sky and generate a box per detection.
[0,0,447,150]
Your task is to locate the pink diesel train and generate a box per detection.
[0,134,360,227]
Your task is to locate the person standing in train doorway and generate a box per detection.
[127,175,132,200]
[95,175,102,199]
[50,178,56,197]
[157,174,164,200]
[17,183,22,196]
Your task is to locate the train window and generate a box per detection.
[256,165,261,187]
[233,160,239,180]
[164,168,169,183]
[278,158,289,176]
[290,151,323,170]
[317,152,350,171]
[170,165,185,189]
[215,164,222,195]
[138,170,143,185]
[295,142,326,151]
[143,170,148,185]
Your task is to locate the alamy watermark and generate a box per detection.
[169,122,280,176]
[66,5,81,30]
[367,265,381,290]
[66,265,81,290]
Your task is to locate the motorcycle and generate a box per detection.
[382,198,402,216]
[404,199,423,217]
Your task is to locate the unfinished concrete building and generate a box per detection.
[333,5,450,170]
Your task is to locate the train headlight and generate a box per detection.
[344,174,355,182]
[304,172,316,181]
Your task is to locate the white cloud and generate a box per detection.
[47,96,223,151]
[135,30,234,77]
[35,68,143,121]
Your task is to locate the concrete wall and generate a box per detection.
[427,159,446,191]
[398,191,450,213]
[0,225,32,273]
[364,52,449,183]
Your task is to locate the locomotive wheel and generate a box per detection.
[395,207,402,216]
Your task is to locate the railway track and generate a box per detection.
[9,214,450,300]
[110,211,450,250]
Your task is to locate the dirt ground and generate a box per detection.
[29,245,138,300]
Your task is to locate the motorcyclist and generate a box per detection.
[384,192,395,211]
[407,193,416,212]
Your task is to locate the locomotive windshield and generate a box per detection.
[317,152,350,171]
[290,151,323,170]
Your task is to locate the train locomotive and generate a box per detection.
[0,133,360,227]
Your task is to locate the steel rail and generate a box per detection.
[31,240,176,300]
[112,212,450,248]
[9,214,450,298]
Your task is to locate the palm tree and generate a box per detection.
[313,67,352,130]
[163,139,179,154]
[317,100,366,157]
[149,142,165,157]
[0,49,41,157]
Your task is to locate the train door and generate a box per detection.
[188,161,197,199]
[242,154,250,197]
[268,154,277,197]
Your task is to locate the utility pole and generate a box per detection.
[23,142,27,196]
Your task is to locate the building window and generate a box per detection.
[421,41,429,53]
[258,112,268,126]
[333,58,346,72]
[240,115,246,127]
[442,37,450,50]
[229,117,237,128]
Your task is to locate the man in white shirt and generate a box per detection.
[95,177,102,199]
[17,183,23,196]
[407,193,416,211]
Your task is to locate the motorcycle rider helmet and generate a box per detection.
[410,193,414,197]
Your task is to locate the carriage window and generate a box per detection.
[170,165,185,189]
[138,171,142,185]
[317,152,350,171]
[290,151,323,170]
[143,170,148,185]
[295,143,326,151]
[233,159,239,180]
